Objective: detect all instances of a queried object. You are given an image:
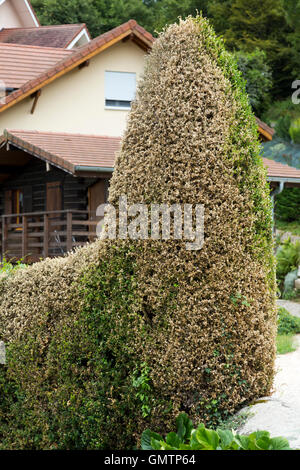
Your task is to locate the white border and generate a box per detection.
[67,28,90,49]
[24,0,39,27]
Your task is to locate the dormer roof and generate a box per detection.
[0,24,90,49]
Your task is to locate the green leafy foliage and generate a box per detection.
[276,220,300,237]
[282,288,300,301]
[289,118,300,144]
[284,0,300,81]
[132,362,153,418]
[230,291,251,307]
[263,99,300,141]
[0,245,157,450]
[276,307,300,354]
[141,413,292,450]
[0,257,27,278]
[276,239,300,287]
[276,188,300,223]
[31,0,156,37]
[278,306,300,335]
[208,0,295,99]
[234,49,272,114]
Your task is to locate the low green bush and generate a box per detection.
[276,240,300,293]
[141,413,292,450]
[276,220,300,236]
[282,288,300,301]
[289,118,300,144]
[0,245,152,450]
[0,257,27,277]
[278,307,300,335]
[262,98,300,141]
[275,188,300,224]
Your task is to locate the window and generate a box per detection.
[12,190,24,220]
[105,71,136,109]
[4,187,33,227]
[4,189,24,226]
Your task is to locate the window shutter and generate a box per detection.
[105,71,136,101]
[46,182,62,212]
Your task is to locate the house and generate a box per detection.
[0,0,90,48]
[0,0,299,261]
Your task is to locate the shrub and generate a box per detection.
[276,239,300,290]
[275,188,300,223]
[282,287,300,301]
[141,413,292,450]
[276,220,300,236]
[276,115,292,141]
[262,98,300,141]
[278,306,300,335]
[0,16,276,449]
[0,257,27,278]
[289,118,300,144]
[234,48,272,115]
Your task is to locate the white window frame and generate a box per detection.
[67,28,90,49]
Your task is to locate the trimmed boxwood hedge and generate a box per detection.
[0,16,276,449]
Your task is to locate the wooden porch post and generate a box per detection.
[44,214,49,258]
[22,216,28,259]
[2,217,7,259]
[67,211,73,252]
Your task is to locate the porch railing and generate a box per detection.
[0,210,102,262]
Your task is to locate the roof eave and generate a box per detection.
[259,126,273,141]
[3,130,75,175]
[2,130,117,177]
[268,176,300,184]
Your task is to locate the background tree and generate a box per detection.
[208,0,293,99]
[152,0,209,31]
[31,0,155,36]
[284,0,300,81]
[234,49,272,114]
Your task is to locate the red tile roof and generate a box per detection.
[2,130,300,183]
[0,20,154,111]
[263,157,300,181]
[2,129,121,174]
[0,43,72,88]
[0,24,88,49]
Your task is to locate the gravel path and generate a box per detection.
[237,301,300,448]
[238,336,300,448]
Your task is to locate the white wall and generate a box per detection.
[0,0,23,28]
[0,40,147,137]
[11,0,39,27]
